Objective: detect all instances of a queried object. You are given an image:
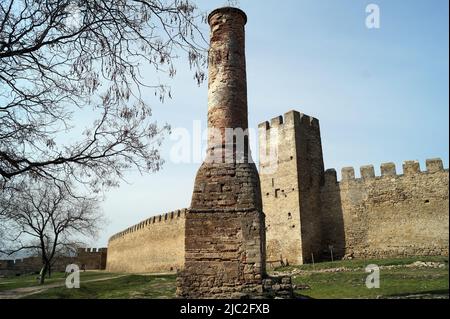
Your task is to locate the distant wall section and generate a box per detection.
[76,248,107,270]
[0,248,107,276]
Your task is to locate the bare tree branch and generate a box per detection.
[0,0,207,191]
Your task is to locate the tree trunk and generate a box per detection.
[47,263,52,278]
[39,264,48,285]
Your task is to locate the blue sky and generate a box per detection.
[95,0,449,247]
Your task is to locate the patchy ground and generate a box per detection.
[24,274,176,299]
[273,256,449,299]
[0,256,447,299]
[0,271,125,299]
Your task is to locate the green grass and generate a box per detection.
[1,256,448,299]
[24,274,176,299]
[275,255,449,272]
[281,256,449,299]
[292,268,448,299]
[0,271,121,292]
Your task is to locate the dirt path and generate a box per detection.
[0,275,126,299]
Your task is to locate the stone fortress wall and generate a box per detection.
[0,247,107,276]
[260,110,449,265]
[259,110,325,265]
[321,159,449,260]
[76,248,108,270]
[105,110,449,273]
[106,209,186,273]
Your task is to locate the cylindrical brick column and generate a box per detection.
[177,7,292,299]
[207,8,248,149]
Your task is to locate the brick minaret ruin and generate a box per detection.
[177,7,291,299]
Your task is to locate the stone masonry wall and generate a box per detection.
[0,248,107,276]
[321,159,449,259]
[293,111,325,263]
[259,110,324,266]
[259,110,449,265]
[106,210,186,273]
[77,248,108,270]
[259,113,303,266]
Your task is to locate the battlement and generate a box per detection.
[77,247,107,254]
[108,208,188,242]
[258,110,320,131]
[324,158,447,184]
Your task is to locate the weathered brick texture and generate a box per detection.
[176,7,272,299]
[207,7,248,145]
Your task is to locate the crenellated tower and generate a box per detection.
[259,110,325,265]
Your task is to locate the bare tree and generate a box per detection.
[0,178,103,284]
[0,0,207,191]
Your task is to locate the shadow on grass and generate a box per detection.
[25,274,177,299]
[385,289,449,298]
[293,292,313,299]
